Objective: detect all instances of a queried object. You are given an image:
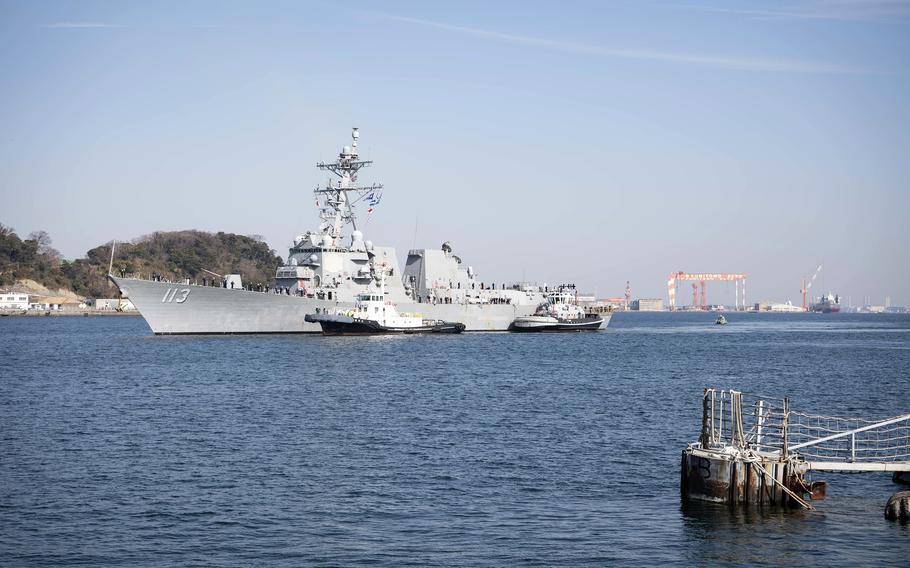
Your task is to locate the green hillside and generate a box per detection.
[0,224,283,298]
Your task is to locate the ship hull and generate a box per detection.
[511,315,605,332]
[304,314,465,335]
[811,306,841,314]
[111,277,544,334]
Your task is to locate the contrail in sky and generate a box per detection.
[376,13,876,75]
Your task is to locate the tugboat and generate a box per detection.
[305,274,465,335]
[512,285,603,332]
[715,314,728,325]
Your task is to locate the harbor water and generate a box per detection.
[1,313,908,566]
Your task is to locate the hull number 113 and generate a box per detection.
[162,288,190,303]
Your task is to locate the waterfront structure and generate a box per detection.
[631,298,663,311]
[27,296,85,311]
[682,388,910,509]
[0,293,29,310]
[667,272,746,311]
[753,300,804,313]
[111,129,601,333]
[92,298,136,311]
[582,298,623,315]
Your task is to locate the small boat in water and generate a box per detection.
[305,275,465,335]
[512,286,603,332]
[715,315,728,325]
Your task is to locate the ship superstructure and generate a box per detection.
[110,129,589,334]
[810,292,841,314]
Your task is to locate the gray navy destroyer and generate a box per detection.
[111,129,612,334]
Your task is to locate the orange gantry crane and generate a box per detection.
[667,272,747,311]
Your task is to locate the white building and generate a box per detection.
[92,298,136,311]
[28,296,87,311]
[0,293,29,310]
[754,300,806,313]
[769,301,804,313]
[632,298,664,311]
[93,298,120,310]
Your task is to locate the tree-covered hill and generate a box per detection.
[0,224,283,298]
[0,225,70,291]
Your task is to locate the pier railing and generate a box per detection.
[700,389,789,456]
[789,411,910,465]
[700,388,910,470]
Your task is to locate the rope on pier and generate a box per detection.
[746,458,814,511]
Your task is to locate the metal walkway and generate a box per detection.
[700,388,910,473]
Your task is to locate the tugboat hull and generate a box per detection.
[511,315,604,332]
[305,314,465,335]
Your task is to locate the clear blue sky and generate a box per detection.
[2,1,908,306]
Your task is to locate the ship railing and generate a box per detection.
[120,273,313,296]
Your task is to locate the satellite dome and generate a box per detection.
[351,230,364,242]
[309,254,319,264]
[365,240,374,251]
[294,235,305,246]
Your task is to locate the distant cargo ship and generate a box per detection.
[810,292,841,313]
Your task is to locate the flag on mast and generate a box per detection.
[366,189,382,214]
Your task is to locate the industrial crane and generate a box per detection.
[667,272,747,310]
[801,264,823,311]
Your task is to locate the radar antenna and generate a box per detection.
[314,127,384,239]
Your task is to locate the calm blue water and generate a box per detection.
[1,313,908,566]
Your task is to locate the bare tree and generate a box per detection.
[28,230,61,261]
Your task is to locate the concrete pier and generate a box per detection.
[681,389,815,508]
[681,447,807,507]
[681,388,910,510]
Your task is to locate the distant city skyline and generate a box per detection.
[1,1,908,305]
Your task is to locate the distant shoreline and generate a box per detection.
[0,311,140,317]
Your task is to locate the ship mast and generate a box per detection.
[315,128,383,240]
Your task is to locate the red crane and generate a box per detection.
[801,264,823,311]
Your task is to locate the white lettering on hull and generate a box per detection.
[162,288,191,303]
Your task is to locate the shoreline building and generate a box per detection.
[0,293,29,310]
[631,298,664,312]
